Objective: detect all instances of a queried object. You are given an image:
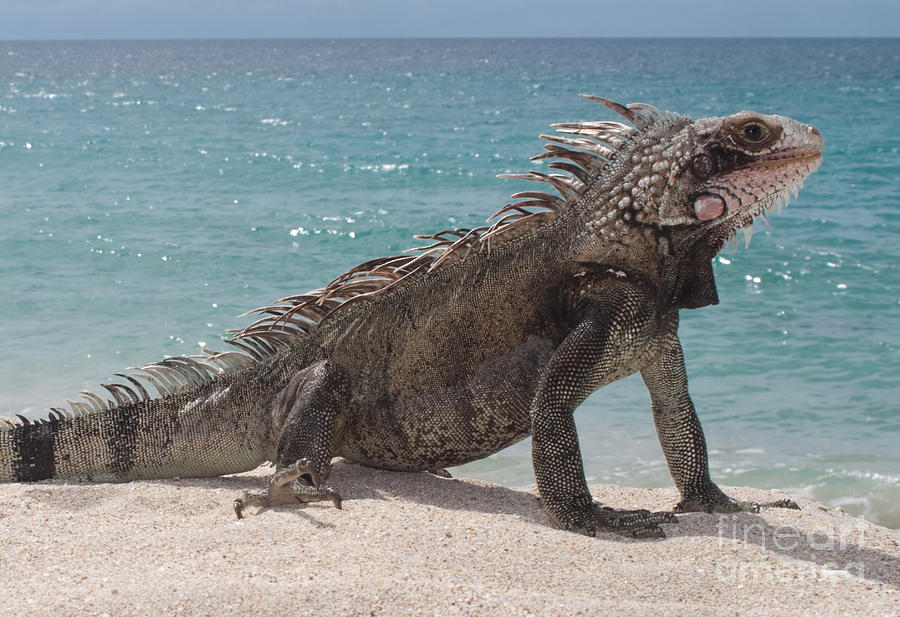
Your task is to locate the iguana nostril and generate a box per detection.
[807,125,825,149]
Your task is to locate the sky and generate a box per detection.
[1,0,898,40]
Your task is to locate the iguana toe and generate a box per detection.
[559,504,677,539]
[674,484,800,515]
[233,458,341,519]
[759,498,800,510]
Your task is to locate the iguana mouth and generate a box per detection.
[744,150,823,169]
[700,151,822,252]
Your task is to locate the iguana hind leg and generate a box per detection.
[233,361,349,519]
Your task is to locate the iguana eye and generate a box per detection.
[723,114,781,151]
[742,122,765,142]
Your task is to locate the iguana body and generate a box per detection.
[0,97,823,537]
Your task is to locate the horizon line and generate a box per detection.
[1,35,897,43]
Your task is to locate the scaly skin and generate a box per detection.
[1,97,823,538]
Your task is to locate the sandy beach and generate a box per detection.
[1,461,897,616]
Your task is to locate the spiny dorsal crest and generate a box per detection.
[0,352,255,430]
[230,96,675,347]
[2,97,674,428]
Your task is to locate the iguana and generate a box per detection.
[0,96,823,538]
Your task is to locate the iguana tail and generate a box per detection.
[0,355,274,482]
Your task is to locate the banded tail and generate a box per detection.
[0,356,275,483]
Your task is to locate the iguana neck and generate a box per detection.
[558,191,719,313]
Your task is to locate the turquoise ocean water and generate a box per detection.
[0,39,897,528]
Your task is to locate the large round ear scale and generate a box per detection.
[693,194,726,220]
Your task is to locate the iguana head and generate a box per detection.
[651,108,824,254]
[607,102,823,307]
[571,99,824,254]
[524,98,822,259]
[536,97,823,307]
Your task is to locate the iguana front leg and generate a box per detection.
[640,319,799,514]
[531,286,676,538]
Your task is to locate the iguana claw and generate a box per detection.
[233,458,342,519]
[558,504,678,539]
[760,498,800,510]
[674,483,800,515]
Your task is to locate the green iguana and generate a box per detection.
[0,96,823,538]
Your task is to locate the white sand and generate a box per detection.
[1,461,897,616]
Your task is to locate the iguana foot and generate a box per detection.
[427,468,453,478]
[555,503,677,539]
[233,459,342,519]
[675,483,800,514]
